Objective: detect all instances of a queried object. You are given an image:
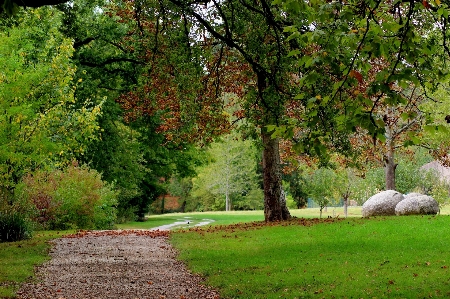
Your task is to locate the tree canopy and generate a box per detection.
[3,0,450,223]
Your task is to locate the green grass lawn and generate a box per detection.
[116,210,267,230]
[170,215,450,298]
[116,207,364,230]
[118,205,450,230]
[4,207,450,298]
[0,231,73,298]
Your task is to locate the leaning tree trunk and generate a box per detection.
[262,129,291,222]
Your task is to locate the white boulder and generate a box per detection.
[395,195,439,216]
[362,190,404,217]
[404,192,423,199]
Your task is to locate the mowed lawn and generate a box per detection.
[3,207,450,298]
[117,207,365,230]
[170,215,450,298]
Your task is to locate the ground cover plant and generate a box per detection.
[170,216,450,298]
[0,231,73,298]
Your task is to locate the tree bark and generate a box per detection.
[384,136,397,191]
[262,129,291,222]
[343,197,348,218]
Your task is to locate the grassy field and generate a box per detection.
[116,207,364,230]
[3,207,450,298]
[118,205,450,230]
[170,215,450,298]
[0,231,74,298]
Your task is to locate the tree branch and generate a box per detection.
[80,57,144,68]
[73,37,96,49]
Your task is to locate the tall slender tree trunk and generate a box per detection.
[384,129,397,190]
[225,137,231,211]
[262,129,291,221]
[343,193,349,218]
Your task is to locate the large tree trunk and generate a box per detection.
[262,129,291,222]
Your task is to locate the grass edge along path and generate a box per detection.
[170,215,450,298]
[0,231,74,298]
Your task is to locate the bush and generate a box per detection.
[16,162,118,230]
[0,211,32,242]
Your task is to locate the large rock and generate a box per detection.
[403,192,423,199]
[395,195,439,216]
[362,190,404,217]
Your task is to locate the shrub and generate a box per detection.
[17,162,118,230]
[0,211,32,242]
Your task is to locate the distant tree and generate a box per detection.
[283,171,308,209]
[304,168,341,218]
[192,134,263,211]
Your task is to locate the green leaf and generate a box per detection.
[423,125,435,133]
[287,49,301,57]
[266,125,277,133]
[376,133,387,143]
[410,136,420,145]
[400,113,409,121]
[294,93,305,100]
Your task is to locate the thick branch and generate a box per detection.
[73,37,96,49]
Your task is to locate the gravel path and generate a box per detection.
[17,230,219,299]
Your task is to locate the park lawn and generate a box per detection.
[170,215,450,298]
[0,230,74,298]
[116,210,267,230]
[118,205,450,230]
[116,207,364,230]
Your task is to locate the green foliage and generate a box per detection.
[421,81,450,163]
[81,104,148,222]
[348,167,384,204]
[0,188,33,242]
[16,162,117,230]
[395,155,431,194]
[270,0,450,167]
[430,179,450,211]
[0,211,32,242]
[0,7,102,192]
[167,176,193,213]
[190,134,263,211]
[304,168,341,217]
[283,175,308,209]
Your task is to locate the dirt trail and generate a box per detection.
[17,230,219,299]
